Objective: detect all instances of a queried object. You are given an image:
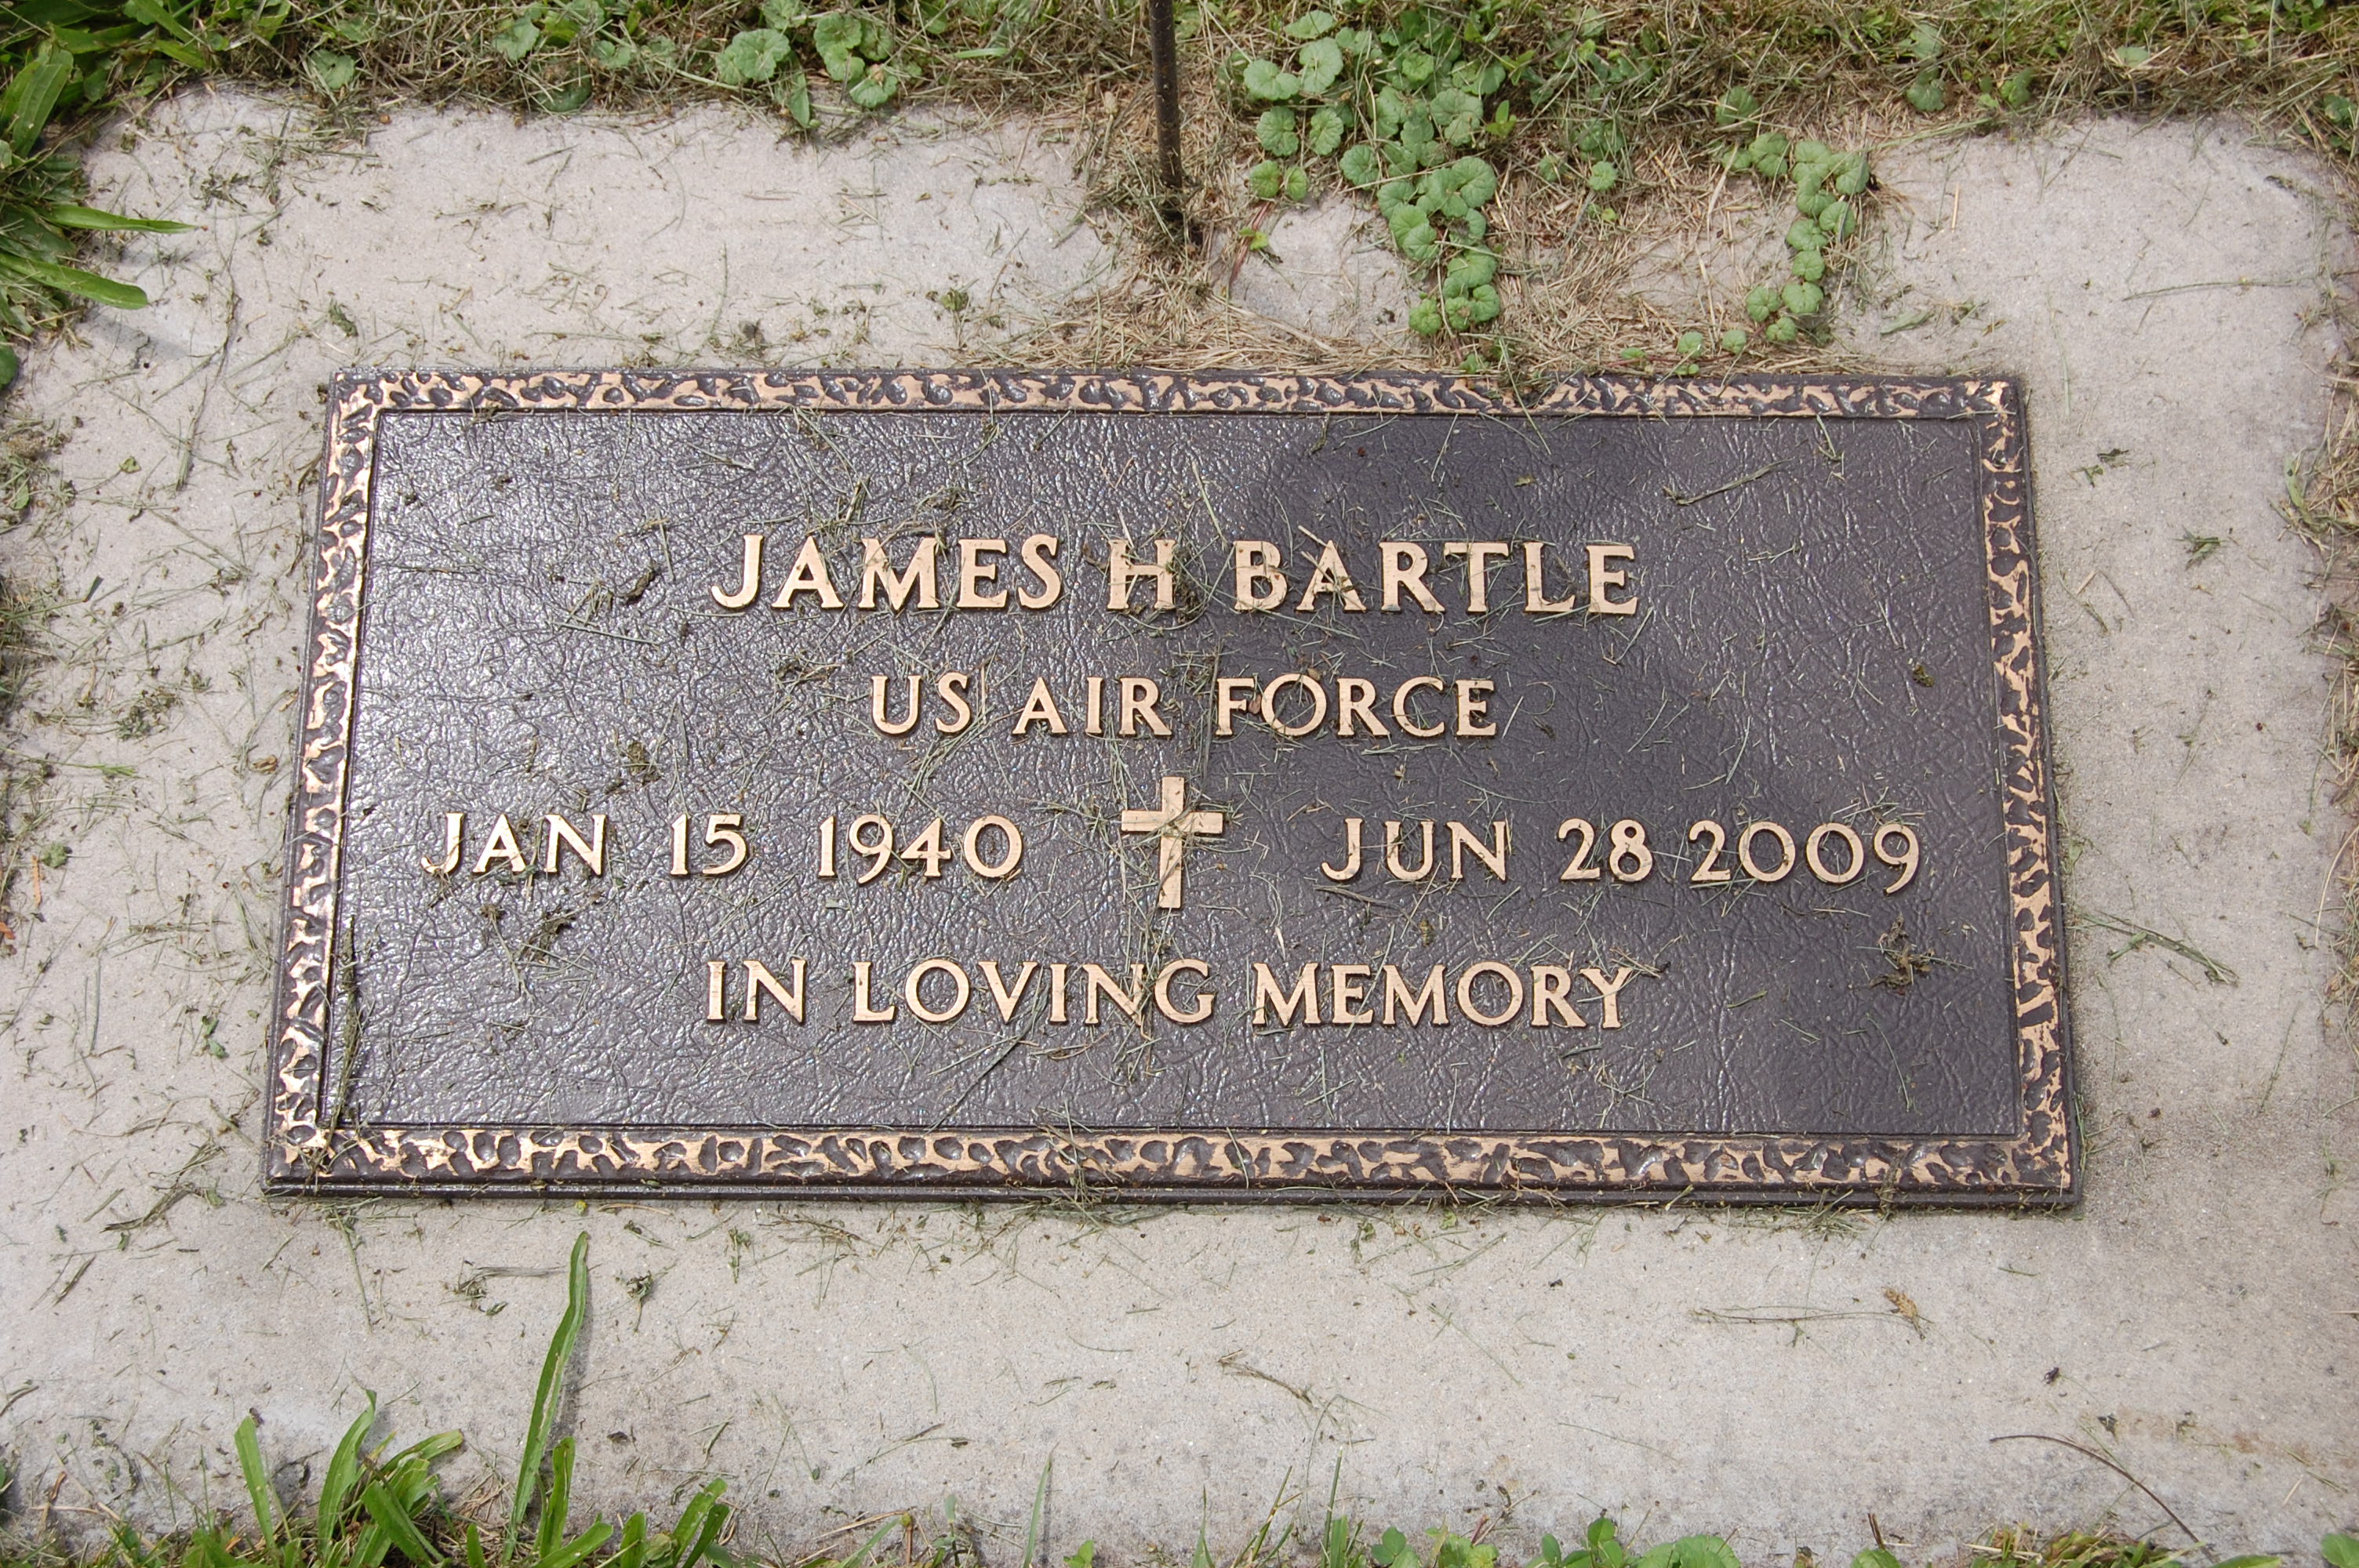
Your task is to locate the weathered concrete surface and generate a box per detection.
[1226,198,1414,342]
[2,102,2354,1562]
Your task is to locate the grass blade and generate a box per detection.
[1022,1458,1052,1568]
[464,1525,487,1568]
[111,1523,158,1568]
[611,1515,647,1568]
[661,1482,728,1568]
[320,1395,379,1542]
[48,204,194,233]
[506,1232,591,1564]
[185,1526,232,1568]
[0,252,147,309]
[840,1518,900,1568]
[541,1524,616,1568]
[537,1438,576,1563]
[234,1414,278,1548]
[2,43,72,158]
[361,1480,445,1568]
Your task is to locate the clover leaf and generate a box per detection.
[488,13,541,60]
[306,47,356,90]
[1390,47,1436,86]
[1296,36,1343,95]
[812,13,868,78]
[714,27,792,85]
[847,61,900,107]
[1243,57,1300,100]
[1429,86,1481,145]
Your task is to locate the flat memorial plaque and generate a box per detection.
[267,370,2074,1202]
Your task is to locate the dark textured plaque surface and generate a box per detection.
[267,370,2073,1201]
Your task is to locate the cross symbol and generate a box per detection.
[1120,775,1226,910]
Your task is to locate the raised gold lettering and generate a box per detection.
[745,959,806,1023]
[1296,539,1367,612]
[711,533,763,610]
[1329,964,1374,1026]
[1581,965,1638,1029]
[980,960,1040,1020]
[1016,534,1064,609]
[1260,673,1329,739]
[1455,677,1497,737]
[473,814,527,876]
[701,814,749,877]
[1443,541,1511,612]
[1392,676,1446,738]
[772,536,844,610]
[1082,963,1147,1025]
[1154,959,1214,1024]
[1107,537,1176,612]
[542,813,607,877]
[1456,960,1524,1027]
[1380,542,1444,612]
[1529,965,1587,1027]
[932,671,974,735]
[1382,964,1448,1025]
[871,674,921,736]
[1011,677,1069,737]
[905,958,972,1023]
[1252,961,1320,1026]
[1523,542,1582,613]
[1448,820,1509,881]
[860,536,940,611]
[1233,541,1287,611]
[1586,543,1637,615]
[1118,677,1171,738]
[1215,677,1258,736]
[957,538,1009,610]
[852,960,897,1022]
[1336,677,1388,738]
[422,811,463,876]
[1385,820,1435,881]
[1320,818,1364,882]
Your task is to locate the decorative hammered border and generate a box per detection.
[265,370,2074,1203]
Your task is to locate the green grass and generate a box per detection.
[0,1236,734,1568]
[0,1234,2351,1568]
[0,0,2352,368]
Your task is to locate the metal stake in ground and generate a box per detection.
[1146,0,1186,227]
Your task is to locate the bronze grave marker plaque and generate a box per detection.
[267,370,2074,1202]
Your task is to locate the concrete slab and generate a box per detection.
[1226,199,1414,342]
[1,100,2354,1563]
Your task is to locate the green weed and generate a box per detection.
[0,1234,732,1568]
[0,1239,2351,1568]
